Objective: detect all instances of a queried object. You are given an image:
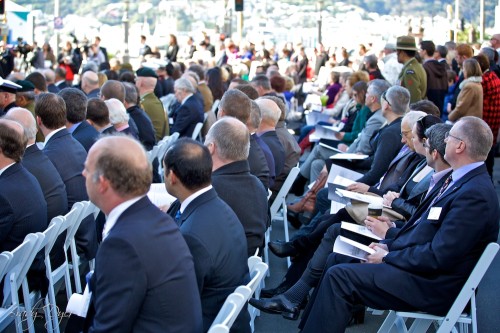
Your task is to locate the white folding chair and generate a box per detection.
[268,166,300,267]
[192,122,204,141]
[67,201,91,294]
[0,233,41,333]
[211,99,220,114]
[208,292,247,333]
[0,252,13,331]
[377,242,500,333]
[246,261,269,332]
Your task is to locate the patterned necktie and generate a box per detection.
[429,174,453,207]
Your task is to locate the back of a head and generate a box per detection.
[256,98,281,126]
[251,74,271,90]
[456,44,474,58]
[463,58,482,78]
[270,75,286,93]
[55,67,66,80]
[26,72,47,92]
[386,86,410,115]
[419,40,435,57]
[35,93,67,129]
[364,54,378,69]
[101,80,126,103]
[348,71,370,87]
[188,64,205,81]
[175,77,196,94]
[119,71,135,84]
[92,136,152,197]
[83,71,99,87]
[436,45,448,58]
[456,116,493,161]
[163,138,212,191]
[261,95,286,121]
[58,88,88,123]
[368,79,392,102]
[4,107,37,142]
[425,123,452,159]
[105,98,129,125]
[473,54,490,73]
[0,120,25,162]
[44,69,56,83]
[410,100,440,117]
[480,47,496,65]
[249,100,262,130]
[414,114,442,140]
[123,81,139,105]
[233,84,259,100]
[206,117,250,162]
[87,98,110,126]
[220,89,251,123]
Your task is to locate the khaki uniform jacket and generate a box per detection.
[140,92,168,141]
[398,57,427,103]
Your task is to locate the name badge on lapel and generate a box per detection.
[428,207,442,220]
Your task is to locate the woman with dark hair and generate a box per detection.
[166,34,179,62]
[206,67,225,101]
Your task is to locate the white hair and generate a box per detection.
[174,77,196,94]
[105,98,129,124]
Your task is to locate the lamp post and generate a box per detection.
[123,0,130,64]
[317,0,323,44]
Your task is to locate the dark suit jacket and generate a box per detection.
[382,164,499,314]
[90,197,202,333]
[72,121,99,152]
[56,81,68,90]
[274,121,301,193]
[0,163,47,271]
[248,134,270,190]
[23,144,68,221]
[259,130,286,178]
[86,88,100,99]
[179,189,251,333]
[254,134,275,187]
[43,129,98,260]
[127,105,156,150]
[171,95,204,138]
[212,160,269,256]
[47,83,60,94]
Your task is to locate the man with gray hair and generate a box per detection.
[480,46,500,78]
[105,98,137,138]
[44,69,60,93]
[251,74,279,98]
[171,77,204,137]
[81,71,100,98]
[188,64,213,112]
[256,98,286,178]
[123,81,156,150]
[207,117,269,257]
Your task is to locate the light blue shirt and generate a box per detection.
[68,122,81,134]
[446,162,484,194]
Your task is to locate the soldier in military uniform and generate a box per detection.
[396,35,427,103]
[135,67,169,141]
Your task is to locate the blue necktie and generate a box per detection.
[174,210,182,225]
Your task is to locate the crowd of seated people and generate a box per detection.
[1,32,499,333]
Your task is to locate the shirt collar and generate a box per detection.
[102,195,145,240]
[43,127,66,146]
[180,185,213,214]
[450,162,484,186]
[68,122,81,134]
[181,93,193,105]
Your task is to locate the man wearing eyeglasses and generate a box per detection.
[300,116,499,333]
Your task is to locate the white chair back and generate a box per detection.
[246,262,268,295]
[0,252,12,284]
[211,99,220,114]
[208,292,247,333]
[192,122,204,141]
[63,202,87,251]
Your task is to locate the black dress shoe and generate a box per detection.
[249,295,300,320]
[269,240,298,258]
[260,283,290,298]
[287,211,302,229]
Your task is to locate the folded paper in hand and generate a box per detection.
[335,189,384,206]
[330,153,369,160]
[66,285,92,318]
[333,235,375,261]
[147,183,176,207]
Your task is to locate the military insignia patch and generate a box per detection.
[406,69,415,74]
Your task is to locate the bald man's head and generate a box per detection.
[87,136,152,198]
[0,119,26,162]
[4,107,37,143]
[82,71,99,94]
[256,98,281,127]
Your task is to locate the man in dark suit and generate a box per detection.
[83,136,202,333]
[256,98,286,179]
[0,119,47,301]
[170,77,204,137]
[299,117,499,332]
[207,117,269,257]
[123,82,156,150]
[35,93,98,262]
[219,89,271,190]
[164,138,251,333]
[59,88,99,152]
[81,71,101,99]
[54,67,68,90]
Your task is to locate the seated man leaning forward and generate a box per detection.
[83,136,202,333]
[299,116,500,333]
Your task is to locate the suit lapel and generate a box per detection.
[179,189,217,225]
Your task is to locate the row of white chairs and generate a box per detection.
[208,252,269,333]
[0,200,99,333]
